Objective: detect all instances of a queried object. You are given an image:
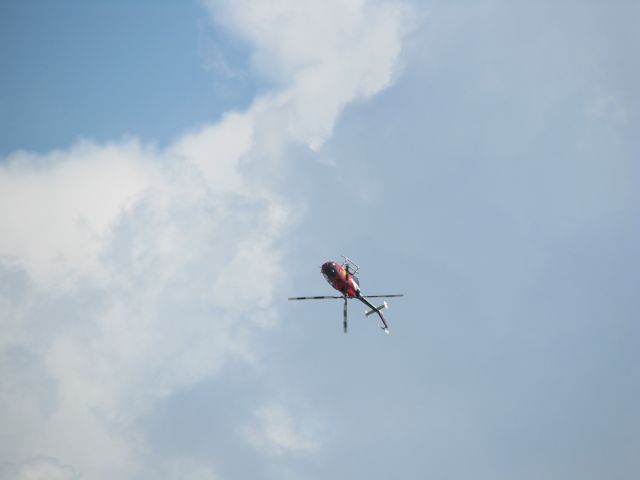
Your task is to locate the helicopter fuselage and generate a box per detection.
[321,261,360,297]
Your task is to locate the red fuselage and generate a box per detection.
[321,261,360,297]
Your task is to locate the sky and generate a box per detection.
[1,1,639,479]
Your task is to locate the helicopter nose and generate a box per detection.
[321,261,336,278]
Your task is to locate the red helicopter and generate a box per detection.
[288,255,403,334]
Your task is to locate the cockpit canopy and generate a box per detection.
[321,262,338,281]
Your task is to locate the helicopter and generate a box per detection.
[288,255,403,334]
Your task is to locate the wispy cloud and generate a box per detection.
[585,87,630,126]
[241,403,322,457]
[0,456,80,480]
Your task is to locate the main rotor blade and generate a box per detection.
[361,294,404,298]
[343,296,348,334]
[288,295,343,300]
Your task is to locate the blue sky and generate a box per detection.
[0,0,258,154]
[1,1,639,479]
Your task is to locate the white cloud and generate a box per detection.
[0,140,152,289]
[0,123,288,478]
[205,0,410,151]
[0,1,409,478]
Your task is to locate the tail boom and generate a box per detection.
[357,295,390,333]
